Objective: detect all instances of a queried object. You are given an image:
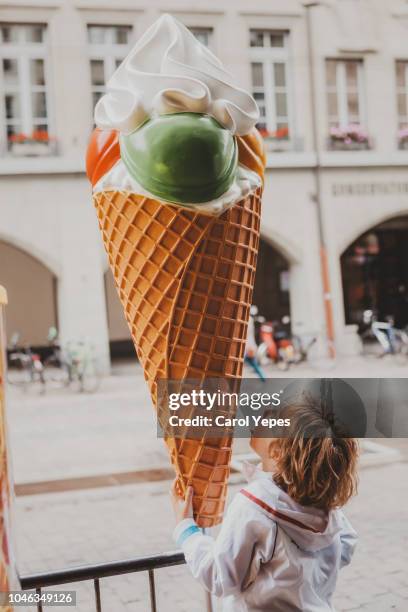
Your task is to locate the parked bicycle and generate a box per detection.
[7,332,45,393]
[43,327,101,393]
[360,310,408,362]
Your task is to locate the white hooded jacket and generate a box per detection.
[173,465,357,611]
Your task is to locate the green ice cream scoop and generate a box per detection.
[120,113,238,204]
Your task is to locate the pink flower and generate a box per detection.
[330,123,369,145]
[398,128,408,141]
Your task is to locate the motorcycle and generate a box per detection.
[257,316,317,370]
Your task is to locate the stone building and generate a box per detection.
[2,0,408,370]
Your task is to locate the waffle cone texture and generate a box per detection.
[90,129,265,526]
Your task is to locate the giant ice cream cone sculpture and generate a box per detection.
[87,15,265,527]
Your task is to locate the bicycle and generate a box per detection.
[7,332,45,393]
[360,310,408,363]
[43,327,101,393]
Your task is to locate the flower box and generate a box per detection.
[398,129,408,150]
[329,139,370,151]
[257,127,303,152]
[7,131,56,157]
[265,138,291,152]
[9,141,54,157]
[328,124,371,151]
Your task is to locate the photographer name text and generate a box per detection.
[168,414,291,428]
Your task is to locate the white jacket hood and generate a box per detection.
[241,462,345,553]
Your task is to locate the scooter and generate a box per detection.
[257,316,317,369]
[257,316,292,370]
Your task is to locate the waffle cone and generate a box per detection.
[94,186,261,526]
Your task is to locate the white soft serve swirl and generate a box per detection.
[95,14,259,136]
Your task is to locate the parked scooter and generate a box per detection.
[256,316,290,370]
[257,316,317,370]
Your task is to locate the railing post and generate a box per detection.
[94,578,102,612]
[0,286,18,611]
[36,587,43,612]
[148,569,157,612]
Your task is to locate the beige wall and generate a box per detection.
[0,241,57,346]
[2,0,408,360]
[0,173,111,372]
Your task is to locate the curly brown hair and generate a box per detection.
[267,396,359,513]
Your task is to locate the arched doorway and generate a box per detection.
[341,216,408,327]
[252,238,290,322]
[0,240,58,347]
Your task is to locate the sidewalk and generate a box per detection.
[7,356,408,485]
[6,357,408,610]
[14,458,408,611]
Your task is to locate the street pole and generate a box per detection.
[304,1,336,358]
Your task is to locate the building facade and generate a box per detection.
[2,0,408,371]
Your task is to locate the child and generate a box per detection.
[171,397,359,611]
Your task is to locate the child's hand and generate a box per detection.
[170,480,194,523]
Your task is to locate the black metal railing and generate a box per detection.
[19,550,196,612]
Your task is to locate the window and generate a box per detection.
[396,61,408,148]
[189,27,212,47]
[326,59,364,130]
[88,25,132,109]
[396,61,408,129]
[250,30,285,49]
[326,59,370,149]
[0,24,51,154]
[249,30,291,149]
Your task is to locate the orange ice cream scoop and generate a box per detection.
[237,127,266,183]
[86,128,120,188]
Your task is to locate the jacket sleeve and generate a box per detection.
[173,492,277,598]
[339,512,358,568]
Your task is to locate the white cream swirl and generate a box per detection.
[95,13,259,136]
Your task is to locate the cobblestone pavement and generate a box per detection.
[7,367,164,484]
[7,356,408,484]
[14,457,408,612]
[5,359,408,611]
